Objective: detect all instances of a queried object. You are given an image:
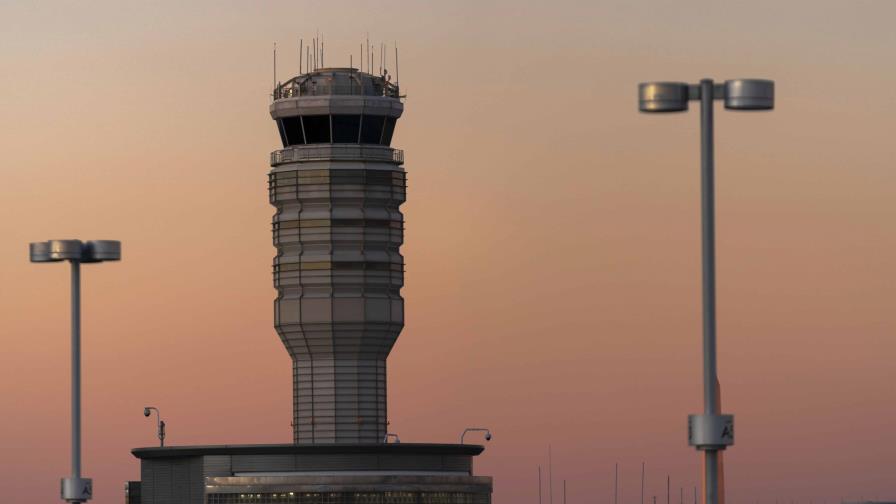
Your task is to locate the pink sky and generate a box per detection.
[1,1,894,503]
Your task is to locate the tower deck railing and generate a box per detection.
[271,145,404,165]
[274,81,400,100]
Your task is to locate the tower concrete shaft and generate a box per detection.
[270,68,404,444]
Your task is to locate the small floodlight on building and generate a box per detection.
[637,77,774,504]
[460,428,492,444]
[30,239,121,504]
[143,407,165,447]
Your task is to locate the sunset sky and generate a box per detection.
[1,1,895,503]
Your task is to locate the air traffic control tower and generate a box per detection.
[130,62,493,504]
[269,68,405,445]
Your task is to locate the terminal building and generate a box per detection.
[129,60,493,503]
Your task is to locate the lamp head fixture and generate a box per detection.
[639,79,774,113]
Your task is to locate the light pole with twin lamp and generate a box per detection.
[638,78,774,504]
[30,239,121,504]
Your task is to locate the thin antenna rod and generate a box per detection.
[321,34,324,67]
[549,445,554,504]
[641,462,645,504]
[395,43,399,84]
[366,34,369,75]
[538,466,543,504]
[668,475,671,504]
[299,39,303,75]
[615,463,619,504]
[273,42,277,96]
[563,480,567,504]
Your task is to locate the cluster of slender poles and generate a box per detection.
[535,451,698,504]
[274,34,400,94]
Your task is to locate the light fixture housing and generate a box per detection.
[29,240,121,263]
[638,82,690,112]
[723,79,774,110]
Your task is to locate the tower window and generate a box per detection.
[302,115,331,144]
[276,119,288,147]
[281,116,304,146]
[360,115,386,144]
[381,117,397,146]
[332,115,362,143]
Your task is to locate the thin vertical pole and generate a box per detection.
[549,446,554,504]
[667,475,670,504]
[299,39,303,75]
[273,43,277,96]
[395,44,399,84]
[615,463,619,504]
[699,77,720,504]
[539,466,543,504]
[563,480,567,504]
[70,260,81,479]
[641,462,645,504]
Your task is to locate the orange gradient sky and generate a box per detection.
[1,1,895,503]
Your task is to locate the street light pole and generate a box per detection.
[143,407,166,447]
[699,78,721,504]
[638,78,774,504]
[30,239,121,504]
[71,259,82,484]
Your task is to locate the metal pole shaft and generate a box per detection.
[615,463,618,504]
[549,446,553,504]
[70,260,81,480]
[699,78,719,504]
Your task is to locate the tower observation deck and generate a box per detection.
[269,67,405,444]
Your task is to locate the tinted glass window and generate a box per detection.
[381,117,397,146]
[302,115,331,144]
[332,115,361,143]
[276,119,288,147]
[281,116,304,146]
[360,115,385,144]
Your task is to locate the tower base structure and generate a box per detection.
[131,443,492,504]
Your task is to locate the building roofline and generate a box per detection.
[131,443,485,459]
